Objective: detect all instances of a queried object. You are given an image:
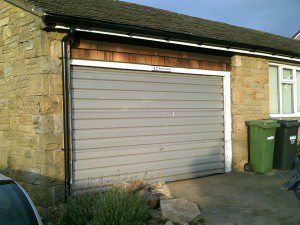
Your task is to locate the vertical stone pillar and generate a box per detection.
[230,55,270,170]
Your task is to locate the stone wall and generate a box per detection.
[230,55,270,170]
[0,0,65,209]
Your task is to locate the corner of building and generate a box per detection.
[0,0,66,210]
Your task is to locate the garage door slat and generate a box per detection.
[73,117,223,130]
[73,90,223,101]
[74,147,224,170]
[74,132,224,150]
[73,109,223,119]
[72,80,223,93]
[72,67,223,86]
[73,99,223,110]
[73,124,224,140]
[75,140,224,159]
[74,154,225,180]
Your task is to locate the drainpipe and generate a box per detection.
[61,26,75,201]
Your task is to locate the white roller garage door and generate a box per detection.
[71,65,229,189]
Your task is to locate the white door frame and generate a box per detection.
[70,59,232,172]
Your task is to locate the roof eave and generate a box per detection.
[43,13,300,59]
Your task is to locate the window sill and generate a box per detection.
[270,114,300,118]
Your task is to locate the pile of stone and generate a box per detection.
[116,180,204,225]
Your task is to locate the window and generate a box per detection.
[269,64,300,116]
[269,66,279,114]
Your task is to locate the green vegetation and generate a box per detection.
[59,188,150,225]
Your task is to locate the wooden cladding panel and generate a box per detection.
[71,40,230,71]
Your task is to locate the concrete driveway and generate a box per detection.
[168,171,300,225]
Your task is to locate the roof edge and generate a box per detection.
[43,13,300,59]
[5,0,45,17]
[293,31,300,39]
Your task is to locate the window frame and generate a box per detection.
[269,63,300,117]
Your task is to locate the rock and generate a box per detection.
[165,221,175,225]
[190,215,204,225]
[128,179,145,192]
[149,210,166,225]
[150,209,164,221]
[149,182,166,190]
[149,182,172,198]
[148,193,160,209]
[137,189,160,209]
[160,198,201,225]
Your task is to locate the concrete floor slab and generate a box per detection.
[168,171,300,225]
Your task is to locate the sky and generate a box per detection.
[123,0,300,38]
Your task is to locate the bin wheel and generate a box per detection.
[244,163,252,172]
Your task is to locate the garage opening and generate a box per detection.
[70,63,231,189]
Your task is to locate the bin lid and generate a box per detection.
[246,120,280,129]
[277,120,300,128]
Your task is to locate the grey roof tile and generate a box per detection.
[17,0,300,57]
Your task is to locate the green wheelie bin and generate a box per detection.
[245,120,279,173]
[273,120,300,170]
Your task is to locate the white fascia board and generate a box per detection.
[70,59,230,77]
[56,25,300,63]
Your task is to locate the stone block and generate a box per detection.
[49,74,63,95]
[53,114,63,134]
[0,17,9,27]
[25,40,34,50]
[38,56,61,74]
[232,55,242,67]
[33,150,45,164]
[43,164,64,186]
[38,134,63,151]
[53,149,64,164]
[24,148,33,159]
[39,96,62,114]
[241,58,253,68]
[4,66,12,76]
[33,115,54,134]
[236,67,252,77]
[45,151,54,164]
